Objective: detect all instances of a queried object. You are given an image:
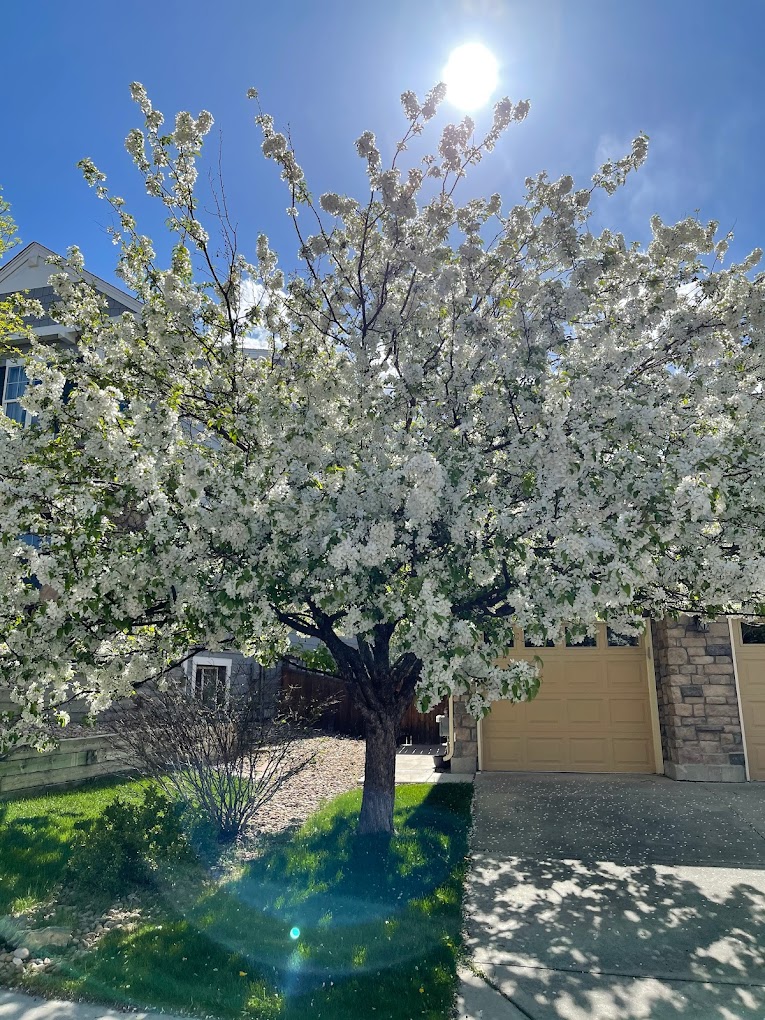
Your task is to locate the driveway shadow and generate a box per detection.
[465,773,765,1019]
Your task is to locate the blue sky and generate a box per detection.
[3,1,765,289]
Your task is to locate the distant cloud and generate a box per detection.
[237,276,285,352]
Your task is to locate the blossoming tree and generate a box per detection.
[1,84,764,832]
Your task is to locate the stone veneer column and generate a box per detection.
[651,616,746,782]
[450,698,478,773]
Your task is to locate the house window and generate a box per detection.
[188,656,231,708]
[1,361,30,424]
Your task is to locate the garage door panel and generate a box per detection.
[605,660,645,690]
[522,701,566,725]
[609,699,651,726]
[488,699,563,726]
[534,664,570,689]
[482,736,522,770]
[567,700,606,725]
[562,661,604,692]
[748,744,765,780]
[613,738,654,766]
[525,738,569,767]
[569,738,609,766]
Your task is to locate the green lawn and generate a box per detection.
[0,776,150,914]
[0,779,473,1020]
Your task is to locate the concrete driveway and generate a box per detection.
[457,773,765,1020]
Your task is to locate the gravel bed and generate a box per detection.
[248,733,366,836]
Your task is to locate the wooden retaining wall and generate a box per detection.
[0,735,133,797]
[280,663,447,743]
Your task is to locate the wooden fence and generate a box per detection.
[0,734,133,797]
[280,663,447,743]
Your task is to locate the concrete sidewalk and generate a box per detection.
[395,745,474,784]
[0,990,189,1020]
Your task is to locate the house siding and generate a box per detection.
[0,285,136,329]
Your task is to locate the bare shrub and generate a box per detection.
[104,666,327,843]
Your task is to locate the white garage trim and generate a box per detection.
[644,622,665,775]
[729,617,751,782]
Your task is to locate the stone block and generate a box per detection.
[719,733,741,747]
[679,685,704,698]
[700,684,733,696]
[23,928,72,949]
[706,623,731,637]
[671,704,694,717]
[706,704,735,716]
[697,741,723,755]
[666,648,689,665]
[676,749,704,763]
[706,643,732,656]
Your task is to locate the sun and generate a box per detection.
[443,43,499,112]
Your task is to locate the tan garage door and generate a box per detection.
[733,620,765,781]
[481,625,657,773]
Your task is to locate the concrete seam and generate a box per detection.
[463,958,540,1020]
[474,958,765,990]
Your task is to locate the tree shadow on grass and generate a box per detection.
[0,775,158,918]
[33,919,282,1020]
[10,782,473,1019]
[165,784,473,1019]
[0,805,89,914]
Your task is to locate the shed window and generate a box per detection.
[189,659,231,708]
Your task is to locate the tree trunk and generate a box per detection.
[306,622,420,836]
[358,708,398,835]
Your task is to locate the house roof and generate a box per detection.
[0,241,142,318]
